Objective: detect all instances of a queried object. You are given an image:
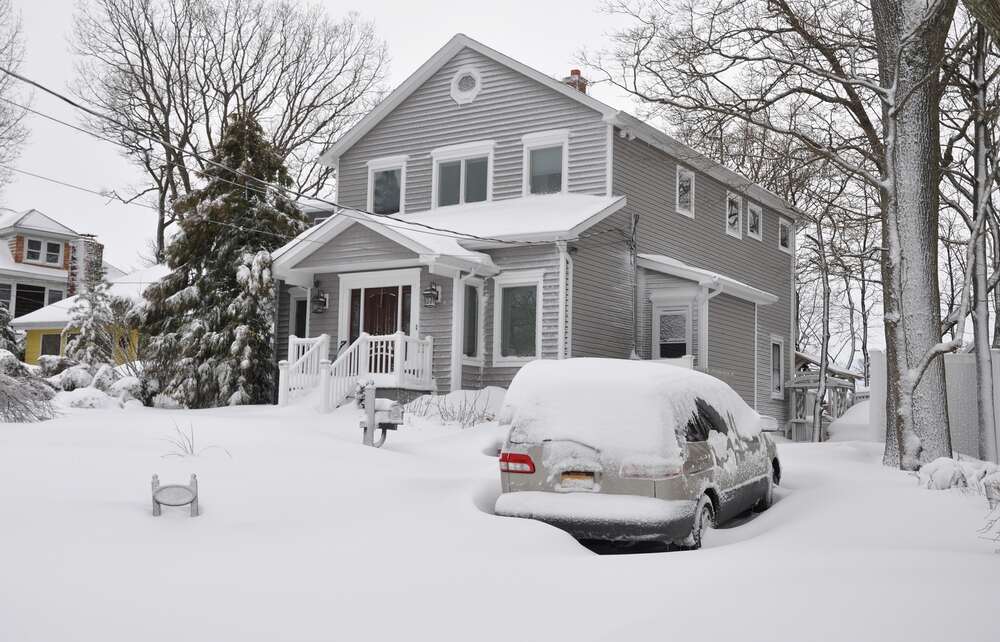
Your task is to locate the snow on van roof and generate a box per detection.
[500,358,758,469]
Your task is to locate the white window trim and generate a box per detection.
[770,334,785,400]
[724,192,743,239]
[746,202,763,241]
[366,155,408,215]
[450,66,483,105]
[336,267,421,345]
[492,269,545,366]
[778,217,794,254]
[651,302,693,361]
[430,140,495,208]
[521,129,569,196]
[675,166,695,218]
[0,280,12,311]
[461,277,485,366]
[24,237,63,266]
[288,290,308,339]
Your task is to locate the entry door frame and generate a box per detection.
[649,286,699,362]
[337,268,421,346]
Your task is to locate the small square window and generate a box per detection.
[725,193,742,239]
[372,168,402,215]
[676,167,695,217]
[529,146,563,195]
[26,239,41,262]
[747,203,762,241]
[40,333,61,356]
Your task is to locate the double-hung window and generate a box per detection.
[431,141,494,208]
[770,336,785,399]
[778,218,794,254]
[47,289,64,305]
[522,130,568,196]
[747,202,763,241]
[0,283,11,311]
[24,238,62,265]
[367,155,407,215]
[493,270,544,364]
[676,166,695,217]
[725,192,742,239]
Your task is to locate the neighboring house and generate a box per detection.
[11,265,166,365]
[0,208,115,323]
[272,34,799,426]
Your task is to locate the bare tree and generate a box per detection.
[0,0,28,191]
[72,0,386,261]
[590,0,960,468]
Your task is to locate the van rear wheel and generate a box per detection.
[676,495,715,550]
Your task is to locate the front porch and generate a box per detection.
[277,332,434,410]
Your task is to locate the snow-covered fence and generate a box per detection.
[868,349,1000,462]
[277,334,330,405]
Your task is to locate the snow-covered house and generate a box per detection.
[272,34,798,424]
[11,264,167,365]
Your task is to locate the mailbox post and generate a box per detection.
[358,382,405,448]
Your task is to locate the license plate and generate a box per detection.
[561,471,595,483]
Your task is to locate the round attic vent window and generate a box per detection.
[450,67,482,105]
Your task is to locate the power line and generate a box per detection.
[0,65,619,248]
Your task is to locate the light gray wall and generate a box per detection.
[706,293,756,403]
[337,46,609,213]
[638,269,700,362]
[420,268,453,392]
[293,223,416,269]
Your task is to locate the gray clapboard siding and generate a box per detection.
[338,47,608,213]
[275,282,291,363]
[294,223,416,269]
[611,133,794,421]
[481,244,562,389]
[706,294,756,403]
[309,273,341,359]
[420,268,453,392]
[638,269,700,362]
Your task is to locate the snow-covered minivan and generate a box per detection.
[493,358,780,549]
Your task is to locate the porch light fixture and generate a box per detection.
[311,287,329,314]
[422,283,442,307]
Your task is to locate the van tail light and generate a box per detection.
[499,452,535,474]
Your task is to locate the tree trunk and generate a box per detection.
[813,218,832,442]
[872,0,956,469]
[972,24,999,463]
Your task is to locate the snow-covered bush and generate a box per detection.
[37,355,76,378]
[54,387,117,409]
[91,364,116,393]
[0,348,25,377]
[48,365,95,392]
[406,388,505,429]
[64,279,140,375]
[108,375,142,403]
[0,349,55,422]
[918,456,1000,492]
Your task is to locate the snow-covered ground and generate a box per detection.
[1,400,998,642]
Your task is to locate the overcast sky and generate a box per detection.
[2,0,634,271]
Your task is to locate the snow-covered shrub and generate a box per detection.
[37,355,76,377]
[54,387,117,409]
[49,365,95,392]
[406,388,504,429]
[918,456,1000,492]
[0,371,55,422]
[91,364,116,393]
[108,375,142,402]
[0,348,25,377]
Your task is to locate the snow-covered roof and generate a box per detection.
[0,208,79,238]
[11,264,170,330]
[274,195,624,286]
[794,351,864,381]
[637,253,778,305]
[317,33,800,223]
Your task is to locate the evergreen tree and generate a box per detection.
[0,304,18,354]
[141,112,308,408]
[65,278,119,366]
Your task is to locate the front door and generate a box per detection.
[349,285,412,342]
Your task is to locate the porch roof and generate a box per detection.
[637,253,779,305]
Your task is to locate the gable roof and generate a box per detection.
[319,33,799,222]
[0,209,79,238]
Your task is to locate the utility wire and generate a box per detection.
[0,66,624,247]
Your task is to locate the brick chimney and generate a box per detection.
[67,235,105,296]
[562,69,588,94]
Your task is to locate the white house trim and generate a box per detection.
[23,237,64,267]
[770,334,786,400]
[336,268,422,345]
[461,276,485,367]
[492,268,545,366]
[449,65,483,105]
[724,192,743,240]
[675,165,695,219]
[521,129,569,196]
[638,254,778,306]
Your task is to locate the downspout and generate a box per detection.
[557,241,568,359]
[450,273,464,392]
[754,303,759,411]
[272,278,283,404]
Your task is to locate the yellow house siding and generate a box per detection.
[23,327,141,365]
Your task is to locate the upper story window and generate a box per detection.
[47,289,64,305]
[778,218,794,254]
[747,202,763,241]
[724,192,742,239]
[25,238,63,266]
[522,129,569,196]
[367,155,408,215]
[431,141,494,208]
[770,335,785,399]
[676,166,695,218]
[450,66,483,105]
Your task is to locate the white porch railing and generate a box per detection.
[277,334,330,405]
[278,331,434,411]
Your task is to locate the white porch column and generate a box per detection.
[450,274,464,392]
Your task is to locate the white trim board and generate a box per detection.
[491,269,545,366]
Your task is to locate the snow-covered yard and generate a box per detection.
[1,400,998,642]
